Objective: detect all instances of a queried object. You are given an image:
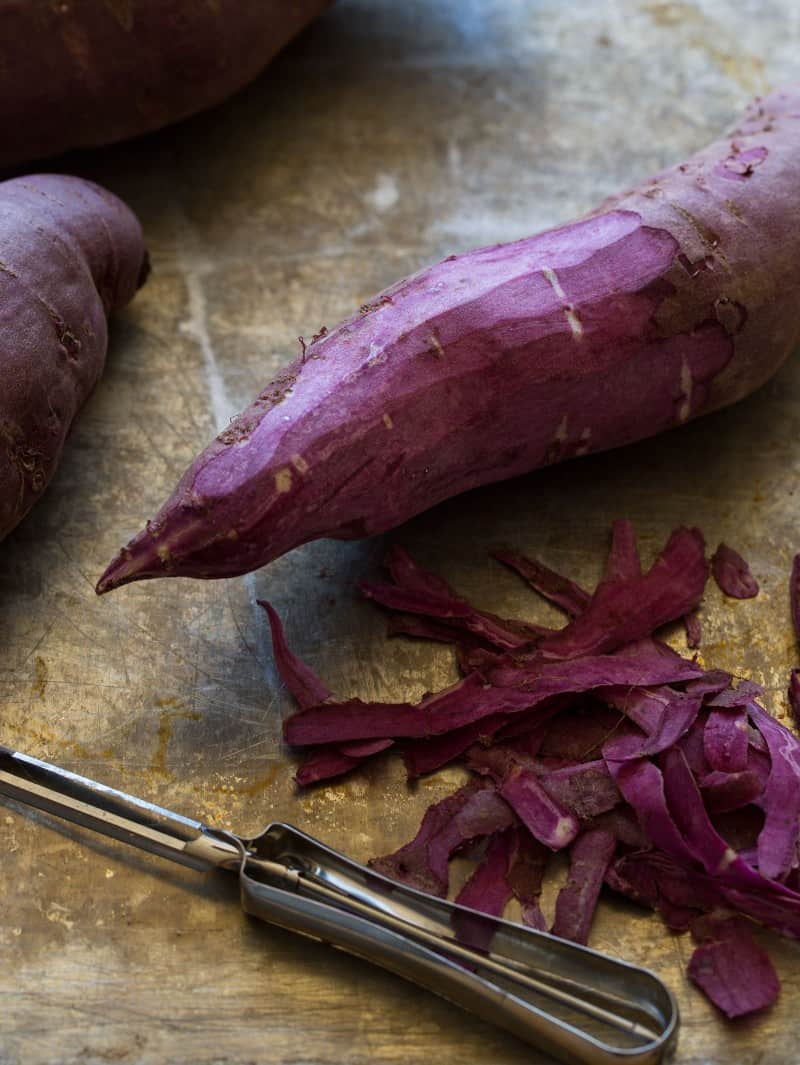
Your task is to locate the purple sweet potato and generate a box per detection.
[98,86,800,593]
[0,175,147,541]
[0,2,332,168]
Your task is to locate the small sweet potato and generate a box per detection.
[98,86,800,592]
[0,1,332,168]
[0,174,147,540]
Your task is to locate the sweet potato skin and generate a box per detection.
[98,86,800,591]
[0,1,332,168]
[0,174,147,540]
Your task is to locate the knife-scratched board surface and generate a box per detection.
[2,2,800,1062]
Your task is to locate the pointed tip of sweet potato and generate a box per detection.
[95,529,168,593]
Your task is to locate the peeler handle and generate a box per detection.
[0,749,678,1065]
[239,823,678,1065]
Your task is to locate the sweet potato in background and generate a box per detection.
[0,1,332,168]
[0,174,147,540]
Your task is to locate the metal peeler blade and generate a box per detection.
[0,746,678,1065]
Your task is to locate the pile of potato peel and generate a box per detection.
[267,521,800,1020]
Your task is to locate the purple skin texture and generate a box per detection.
[748,702,800,882]
[282,643,704,745]
[363,545,553,646]
[454,827,517,918]
[294,748,361,788]
[507,832,549,930]
[359,580,546,648]
[464,744,581,850]
[789,669,800,727]
[0,175,147,541]
[688,917,780,1018]
[604,520,641,583]
[260,600,331,709]
[97,86,800,593]
[704,706,749,772]
[539,761,620,820]
[0,2,333,168]
[369,781,513,897]
[368,782,485,896]
[489,548,590,617]
[711,543,759,599]
[699,769,764,814]
[684,610,702,649]
[499,767,579,851]
[791,554,800,644]
[538,526,709,659]
[602,691,702,760]
[551,828,617,944]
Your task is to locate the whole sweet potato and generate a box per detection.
[0,174,147,540]
[98,86,800,592]
[0,1,332,169]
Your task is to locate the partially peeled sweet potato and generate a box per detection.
[98,86,800,592]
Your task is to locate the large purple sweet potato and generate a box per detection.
[0,2,332,169]
[0,174,147,540]
[98,86,800,592]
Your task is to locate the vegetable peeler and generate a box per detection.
[0,747,678,1065]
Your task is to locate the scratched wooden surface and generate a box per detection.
[2,1,800,1062]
